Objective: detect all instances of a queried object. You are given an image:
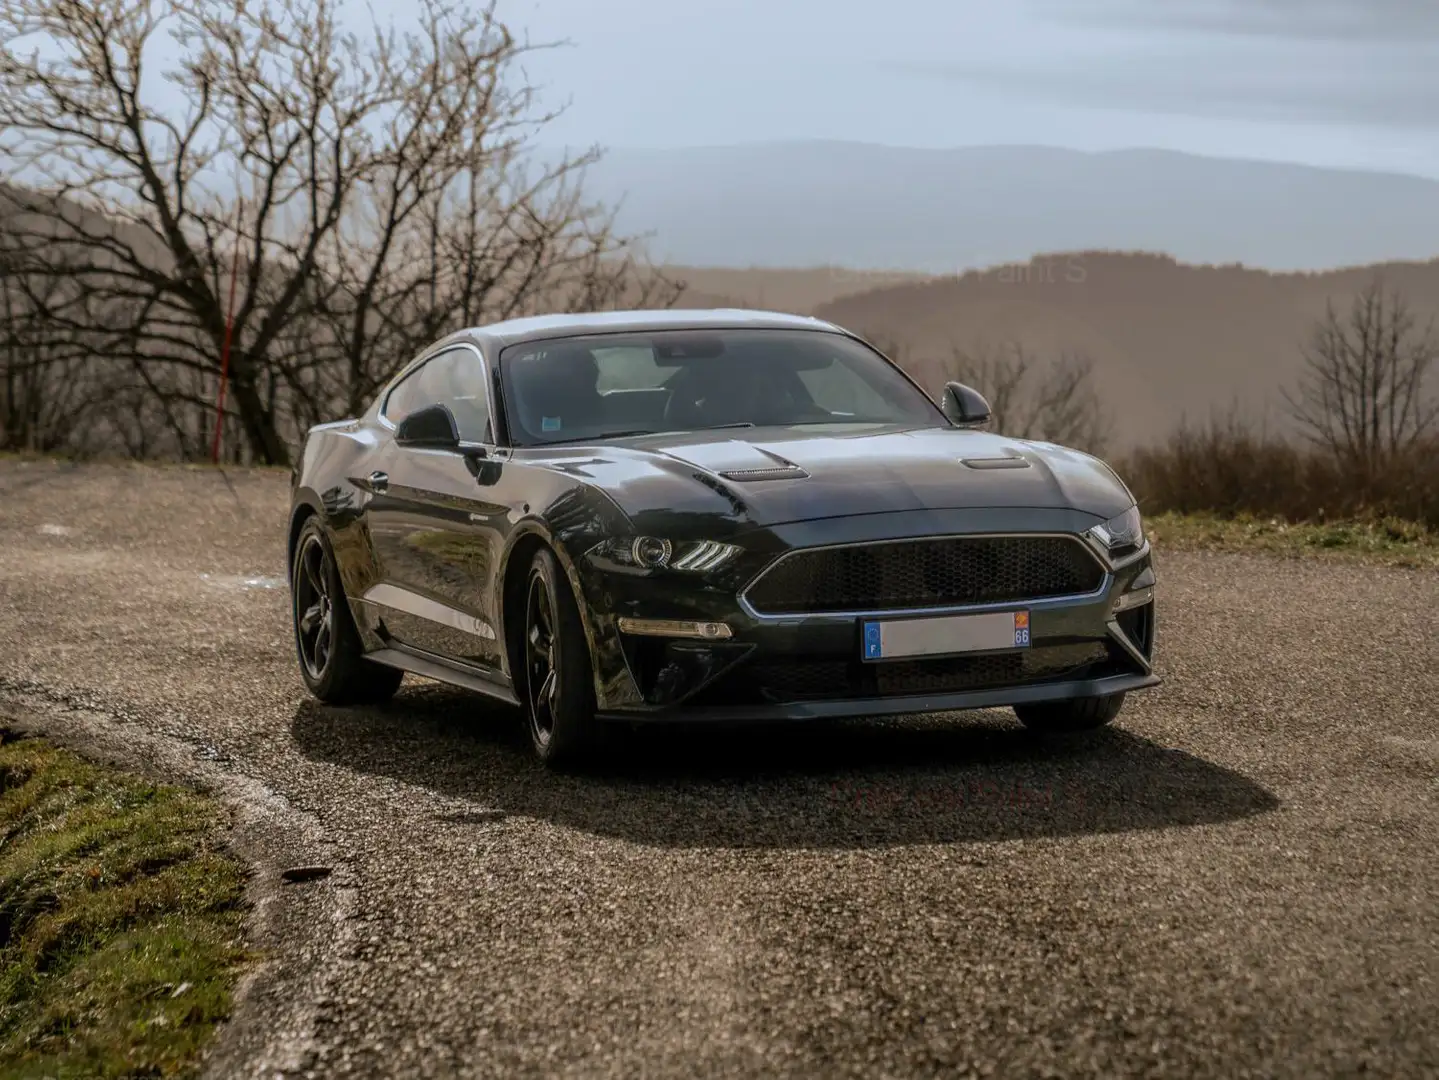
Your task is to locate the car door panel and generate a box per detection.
[365,445,518,671]
[359,344,522,679]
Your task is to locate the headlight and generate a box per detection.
[1088,505,1144,555]
[586,536,742,573]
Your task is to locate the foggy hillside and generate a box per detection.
[809,251,1439,448]
[565,142,1439,272]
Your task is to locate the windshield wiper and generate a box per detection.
[539,421,759,446]
[541,429,658,446]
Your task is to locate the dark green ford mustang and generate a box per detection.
[287,309,1158,765]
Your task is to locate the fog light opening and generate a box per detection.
[1112,586,1155,614]
[617,617,733,640]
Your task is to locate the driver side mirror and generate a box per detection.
[940,381,992,428]
[395,403,460,449]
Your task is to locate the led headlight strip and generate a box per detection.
[670,540,740,571]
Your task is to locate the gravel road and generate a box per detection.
[1,459,1436,1079]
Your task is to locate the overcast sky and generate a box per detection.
[496,0,1439,178]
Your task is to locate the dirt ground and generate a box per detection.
[1,459,1436,1078]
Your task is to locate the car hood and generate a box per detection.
[538,424,1134,534]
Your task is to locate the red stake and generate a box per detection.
[211,199,244,464]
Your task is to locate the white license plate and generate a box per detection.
[861,610,1030,661]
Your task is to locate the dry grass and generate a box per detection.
[1148,512,1439,568]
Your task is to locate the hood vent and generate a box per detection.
[718,465,809,482]
[960,456,1030,470]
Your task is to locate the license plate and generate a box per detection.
[862,610,1030,661]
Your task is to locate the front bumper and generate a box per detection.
[577,508,1160,719]
[596,671,1160,723]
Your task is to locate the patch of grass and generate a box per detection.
[1147,511,1439,568]
[0,732,250,1079]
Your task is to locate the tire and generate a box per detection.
[1014,692,1125,733]
[520,546,598,766]
[291,518,404,705]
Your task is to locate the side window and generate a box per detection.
[383,363,431,425]
[383,347,492,442]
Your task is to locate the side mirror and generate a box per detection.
[940,381,992,428]
[395,403,460,449]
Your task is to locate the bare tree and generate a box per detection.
[947,340,1111,453]
[1284,278,1438,476]
[0,0,678,465]
[0,240,123,453]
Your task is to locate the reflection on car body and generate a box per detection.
[287,309,1159,765]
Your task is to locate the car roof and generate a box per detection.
[455,308,849,350]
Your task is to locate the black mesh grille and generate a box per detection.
[742,535,1105,616]
[690,641,1119,706]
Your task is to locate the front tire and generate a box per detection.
[1014,693,1125,733]
[521,547,598,766]
[291,518,403,705]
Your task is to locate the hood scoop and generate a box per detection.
[961,455,1030,470]
[718,464,809,482]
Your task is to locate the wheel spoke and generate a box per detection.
[524,576,561,739]
[304,547,323,599]
[315,618,331,665]
[300,602,322,635]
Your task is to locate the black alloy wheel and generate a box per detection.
[295,532,336,681]
[290,517,403,705]
[524,570,560,751]
[520,547,598,765]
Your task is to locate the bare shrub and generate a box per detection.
[865,334,1111,454]
[945,340,1111,454]
[1121,413,1439,528]
[1285,277,1439,478]
[1126,279,1439,528]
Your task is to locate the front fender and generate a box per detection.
[498,515,644,711]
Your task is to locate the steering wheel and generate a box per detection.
[662,383,712,429]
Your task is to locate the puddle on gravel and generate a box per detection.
[199,572,286,591]
[36,523,76,537]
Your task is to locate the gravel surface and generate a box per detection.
[1,458,1436,1079]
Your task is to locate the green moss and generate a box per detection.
[0,734,250,1078]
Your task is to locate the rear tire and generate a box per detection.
[291,518,404,705]
[1014,693,1125,733]
[521,547,598,767]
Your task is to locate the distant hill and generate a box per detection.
[808,251,1439,448]
[570,142,1439,272]
[668,265,929,312]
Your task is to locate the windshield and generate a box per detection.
[498,328,944,446]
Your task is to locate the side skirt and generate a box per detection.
[365,645,521,708]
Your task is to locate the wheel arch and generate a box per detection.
[286,491,327,583]
[497,522,604,692]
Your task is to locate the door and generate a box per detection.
[362,343,520,678]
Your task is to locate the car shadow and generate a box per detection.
[290,683,1278,850]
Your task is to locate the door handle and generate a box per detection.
[368,470,389,493]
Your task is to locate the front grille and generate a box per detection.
[687,641,1121,707]
[741,535,1106,616]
